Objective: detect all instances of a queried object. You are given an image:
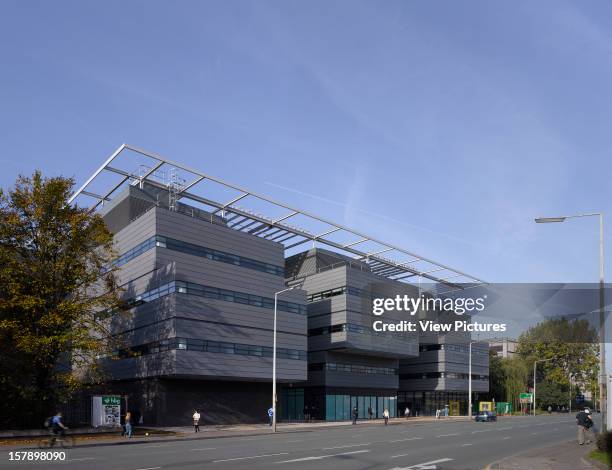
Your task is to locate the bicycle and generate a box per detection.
[40,428,75,449]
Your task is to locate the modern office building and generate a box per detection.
[71,144,487,425]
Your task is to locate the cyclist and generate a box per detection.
[50,412,68,446]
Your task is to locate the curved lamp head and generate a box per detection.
[535,217,566,223]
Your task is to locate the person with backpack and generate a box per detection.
[576,407,594,445]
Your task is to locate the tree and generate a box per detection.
[488,350,506,402]
[0,172,122,428]
[517,318,599,410]
[501,356,529,412]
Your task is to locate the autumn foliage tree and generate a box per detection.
[0,172,121,428]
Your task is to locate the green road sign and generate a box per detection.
[519,393,533,404]
[102,396,121,406]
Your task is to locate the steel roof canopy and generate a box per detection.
[70,144,486,289]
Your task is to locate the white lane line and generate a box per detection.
[503,437,511,440]
[437,433,460,438]
[401,458,454,468]
[276,449,369,463]
[471,430,487,434]
[461,443,473,447]
[531,432,539,435]
[190,447,217,451]
[390,437,423,443]
[135,467,161,470]
[214,453,289,463]
[498,427,513,431]
[323,443,371,450]
[68,458,96,462]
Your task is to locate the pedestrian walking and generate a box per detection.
[576,407,594,445]
[193,410,201,432]
[435,409,440,419]
[303,405,310,422]
[125,411,132,438]
[352,406,358,425]
[367,406,373,420]
[547,405,552,414]
[404,407,410,419]
[268,407,274,426]
[383,408,389,426]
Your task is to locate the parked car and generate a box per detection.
[475,411,497,422]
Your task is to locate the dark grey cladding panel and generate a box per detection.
[155,208,284,266]
[308,311,347,329]
[118,261,176,300]
[344,332,418,358]
[324,372,398,390]
[399,378,489,393]
[307,370,326,387]
[327,352,399,368]
[101,185,158,234]
[174,319,306,350]
[157,250,284,295]
[308,333,347,352]
[102,350,177,380]
[117,318,176,346]
[297,267,347,293]
[173,295,306,336]
[112,207,157,253]
[114,250,157,287]
[111,293,176,334]
[173,351,307,382]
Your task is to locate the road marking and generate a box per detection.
[135,467,161,470]
[214,453,289,463]
[531,432,538,435]
[502,437,511,440]
[190,447,217,451]
[389,457,454,469]
[276,449,369,463]
[461,443,473,447]
[68,458,96,462]
[323,443,371,450]
[436,433,459,437]
[497,427,513,431]
[471,430,487,434]
[390,437,423,443]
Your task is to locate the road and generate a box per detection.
[0,414,585,470]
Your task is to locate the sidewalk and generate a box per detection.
[485,441,604,470]
[0,416,466,449]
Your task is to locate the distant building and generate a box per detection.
[489,338,518,358]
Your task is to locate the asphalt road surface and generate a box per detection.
[0,414,587,470]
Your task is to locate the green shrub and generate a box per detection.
[596,431,612,453]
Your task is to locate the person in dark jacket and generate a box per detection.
[576,407,593,445]
[352,407,358,425]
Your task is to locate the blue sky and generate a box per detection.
[1,1,612,359]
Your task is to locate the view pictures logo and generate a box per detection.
[372,295,486,316]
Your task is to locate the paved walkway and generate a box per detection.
[1,416,466,448]
[485,440,602,470]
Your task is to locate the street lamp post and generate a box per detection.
[533,358,552,416]
[272,286,298,433]
[468,341,477,420]
[535,213,606,431]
